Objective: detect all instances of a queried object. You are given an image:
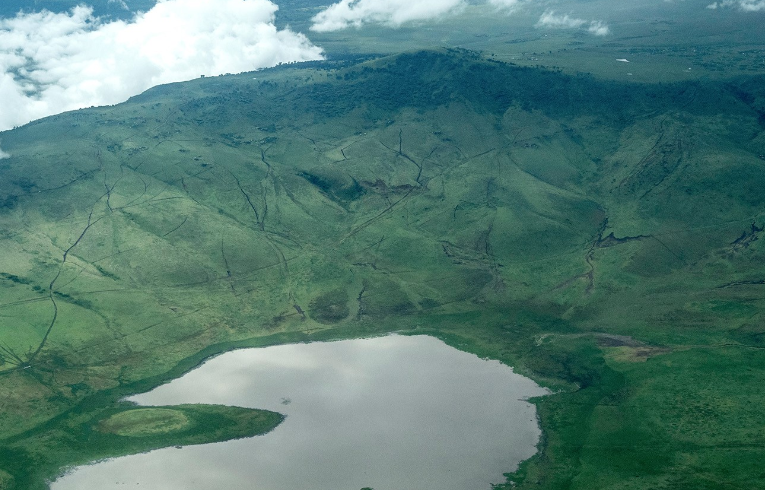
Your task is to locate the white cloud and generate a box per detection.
[740,1,765,9]
[536,11,587,29]
[487,0,525,10]
[0,0,324,131]
[588,20,610,36]
[310,0,467,31]
[536,11,610,36]
[0,145,9,159]
[108,0,130,10]
[707,0,765,10]
[310,0,539,32]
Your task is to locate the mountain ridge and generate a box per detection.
[1,49,765,489]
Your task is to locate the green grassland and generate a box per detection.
[1,47,765,489]
[1,403,283,490]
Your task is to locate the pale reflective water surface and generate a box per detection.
[52,335,548,490]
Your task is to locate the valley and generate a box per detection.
[0,12,765,487]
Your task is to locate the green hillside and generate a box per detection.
[1,49,765,489]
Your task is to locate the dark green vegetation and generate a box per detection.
[0,403,282,490]
[2,48,765,489]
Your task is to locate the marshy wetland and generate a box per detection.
[1,1,765,489]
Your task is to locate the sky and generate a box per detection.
[0,0,763,158]
[0,0,322,133]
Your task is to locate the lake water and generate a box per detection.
[52,334,548,490]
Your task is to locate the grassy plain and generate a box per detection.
[0,27,765,490]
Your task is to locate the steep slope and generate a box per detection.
[1,50,765,489]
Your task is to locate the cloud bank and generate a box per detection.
[310,0,466,31]
[707,0,765,10]
[536,11,610,36]
[310,0,608,35]
[487,0,525,9]
[0,0,324,131]
[310,0,534,31]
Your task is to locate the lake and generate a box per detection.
[52,334,548,490]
